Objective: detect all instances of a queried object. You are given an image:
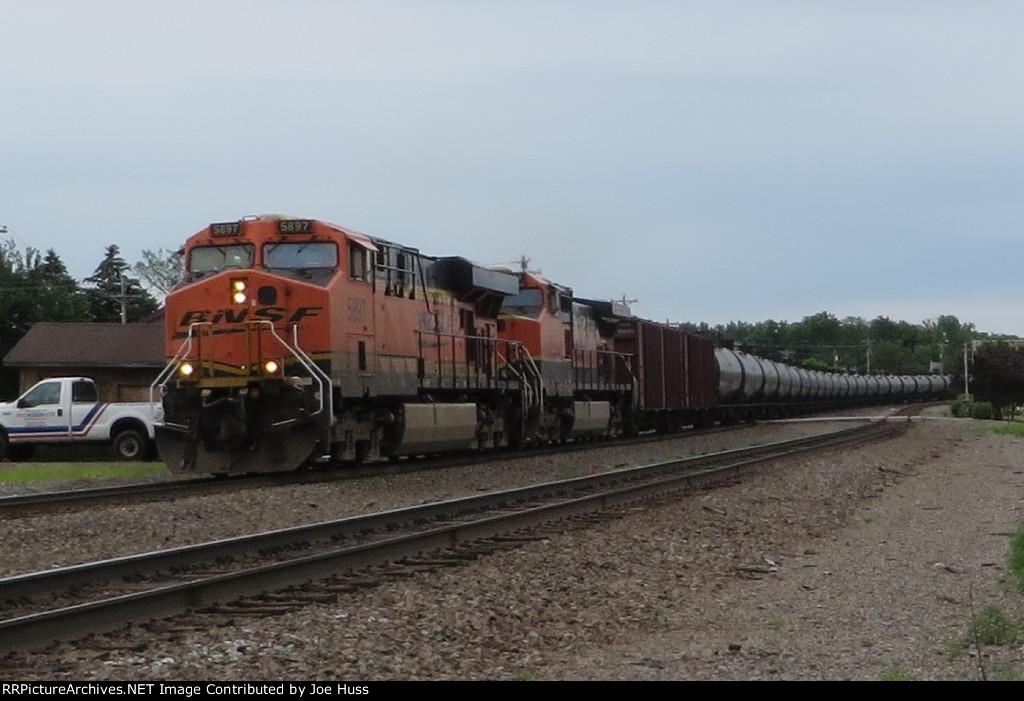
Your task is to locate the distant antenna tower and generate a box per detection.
[614,294,638,317]
[512,255,539,274]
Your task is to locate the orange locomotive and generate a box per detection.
[497,271,718,437]
[154,215,641,474]
[496,271,633,441]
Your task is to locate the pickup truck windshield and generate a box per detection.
[19,381,60,407]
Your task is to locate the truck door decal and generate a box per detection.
[6,403,107,438]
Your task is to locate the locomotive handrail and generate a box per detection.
[149,327,201,425]
[414,328,518,391]
[288,322,334,426]
[494,343,544,415]
[253,320,330,423]
[495,346,539,412]
[618,354,640,404]
[517,345,544,412]
[572,347,635,392]
[150,320,332,431]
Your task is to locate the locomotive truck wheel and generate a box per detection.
[113,429,147,461]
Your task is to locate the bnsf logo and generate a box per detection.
[177,306,324,326]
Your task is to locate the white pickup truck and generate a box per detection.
[0,377,160,461]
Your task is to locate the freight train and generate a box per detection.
[153,215,949,475]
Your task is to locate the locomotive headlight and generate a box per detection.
[231,279,247,305]
[263,360,280,375]
[179,361,195,377]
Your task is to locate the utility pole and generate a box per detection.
[120,274,127,324]
[963,343,971,399]
[109,271,141,324]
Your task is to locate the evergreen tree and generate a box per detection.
[26,249,92,322]
[84,245,159,322]
[0,242,92,396]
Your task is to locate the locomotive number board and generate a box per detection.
[278,219,314,234]
[210,222,242,237]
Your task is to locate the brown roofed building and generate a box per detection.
[3,322,165,402]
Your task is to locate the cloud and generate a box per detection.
[2,2,1022,335]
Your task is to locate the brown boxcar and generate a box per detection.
[611,317,718,432]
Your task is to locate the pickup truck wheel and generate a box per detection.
[113,429,147,461]
[0,431,8,461]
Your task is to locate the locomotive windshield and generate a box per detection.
[263,242,338,269]
[500,288,544,318]
[189,244,255,274]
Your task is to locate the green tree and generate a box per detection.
[133,246,184,299]
[869,316,901,343]
[790,311,842,368]
[696,311,986,376]
[838,316,869,372]
[744,319,789,361]
[969,342,1024,419]
[0,241,91,396]
[84,245,159,323]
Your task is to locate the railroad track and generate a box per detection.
[0,470,336,519]
[0,418,810,518]
[0,415,910,656]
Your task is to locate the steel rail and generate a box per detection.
[0,417,830,518]
[0,419,892,600]
[0,471,334,518]
[0,418,908,654]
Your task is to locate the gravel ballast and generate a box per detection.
[2,410,1023,681]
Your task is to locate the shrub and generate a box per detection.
[972,402,996,420]
[880,665,918,681]
[951,401,997,420]
[969,605,1019,646]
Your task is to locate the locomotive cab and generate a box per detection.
[155,215,532,474]
[497,273,632,443]
[155,217,339,474]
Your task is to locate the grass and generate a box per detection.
[943,637,965,661]
[509,669,537,681]
[996,663,1023,681]
[1008,522,1024,592]
[879,665,919,681]
[0,461,165,484]
[991,422,1024,438]
[0,442,167,484]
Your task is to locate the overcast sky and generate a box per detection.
[2,2,1021,334]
